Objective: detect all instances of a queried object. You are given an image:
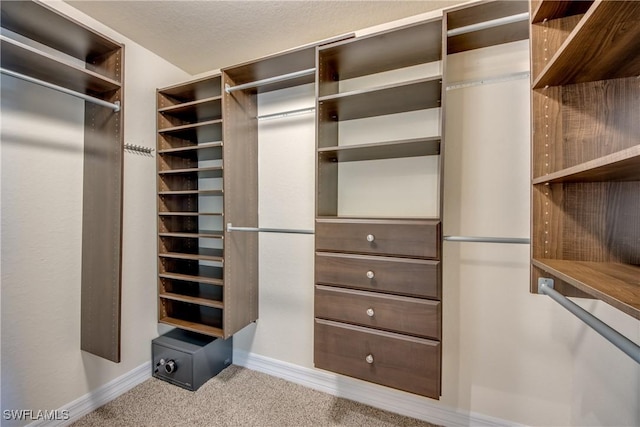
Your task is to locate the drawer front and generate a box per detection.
[315,285,440,340]
[315,252,441,299]
[315,219,440,259]
[314,319,441,399]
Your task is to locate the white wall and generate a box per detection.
[233,11,639,427]
[0,1,190,425]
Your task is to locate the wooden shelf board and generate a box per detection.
[159,189,223,196]
[1,36,121,95]
[159,230,224,239]
[157,166,223,178]
[159,292,224,309]
[159,75,222,102]
[316,217,441,225]
[533,146,640,184]
[158,119,222,134]
[0,1,121,61]
[531,1,594,24]
[159,248,224,262]
[159,317,224,338]
[318,20,441,81]
[533,259,640,320]
[318,137,440,162]
[159,270,223,286]
[158,141,222,155]
[533,1,640,88]
[318,77,441,121]
[158,96,221,113]
[158,212,223,216]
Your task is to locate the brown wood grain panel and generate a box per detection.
[81,71,124,362]
[315,252,440,299]
[531,183,564,261]
[531,87,563,178]
[534,1,640,88]
[531,1,594,24]
[561,182,640,265]
[561,77,640,169]
[222,72,259,338]
[530,14,583,80]
[315,285,441,340]
[314,319,440,399]
[533,259,640,319]
[316,218,441,259]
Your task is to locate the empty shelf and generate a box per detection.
[159,317,224,338]
[318,137,440,162]
[159,292,224,309]
[159,248,224,262]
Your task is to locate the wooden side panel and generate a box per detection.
[81,84,124,362]
[222,73,259,337]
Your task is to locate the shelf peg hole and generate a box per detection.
[366,308,375,317]
[365,354,374,364]
[366,270,375,279]
[366,234,375,243]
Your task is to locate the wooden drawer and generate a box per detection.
[315,285,440,340]
[314,319,441,399]
[315,252,441,299]
[315,218,440,259]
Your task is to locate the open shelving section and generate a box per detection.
[157,74,230,336]
[529,0,640,320]
[1,0,125,362]
[314,18,445,399]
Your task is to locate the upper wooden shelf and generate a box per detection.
[159,248,224,262]
[0,1,121,67]
[157,166,223,178]
[531,0,594,24]
[318,137,440,162]
[446,0,529,54]
[533,259,640,320]
[159,189,224,196]
[158,119,222,134]
[533,146,640,184]
[157,141,223,158]
[0,36,121,96]
[158,96,222,120]
[318,77,441,121]
[318,20,441,81]
[159,293,224,310]
[159,75,222,104]
[223,34,353,93]
[533,1,640,88]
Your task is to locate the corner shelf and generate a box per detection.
[532,1,640,88]
[533,259,640,320]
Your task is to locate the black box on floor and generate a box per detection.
[152,329,232,391]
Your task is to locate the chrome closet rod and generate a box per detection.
[0,67,121,112]
[447,12,530,37]
[227,223,314,235]
[538,280,640,364]
[225,68,316,93]
[444,235,530,244]
[257,106,315,120]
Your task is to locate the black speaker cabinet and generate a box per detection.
[152,329,232,391]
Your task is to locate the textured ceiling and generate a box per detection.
[66,1,461,75]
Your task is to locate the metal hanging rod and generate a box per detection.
[0,67,121,112]
[257,106,315,121]
[444,235,530,244]
[226,223,314,235]
[447,12,530,37]
[124,143,154,154]
[538,279,640,364]
[225,68,316,94]
[446,71,530,91]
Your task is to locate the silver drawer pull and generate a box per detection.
[366,308,374,317]
[366,270,375,279]
[366,234,375,242]
[365,354,374,364]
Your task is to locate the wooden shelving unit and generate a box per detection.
[529,0,640,320]
[314,19,444,399]
[1,0,125,362]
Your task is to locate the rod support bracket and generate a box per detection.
[538,277,554,294]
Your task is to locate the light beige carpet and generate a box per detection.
[72,365,440,427]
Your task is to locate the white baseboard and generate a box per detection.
[233,350,521,427]
[27,361,152,427]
